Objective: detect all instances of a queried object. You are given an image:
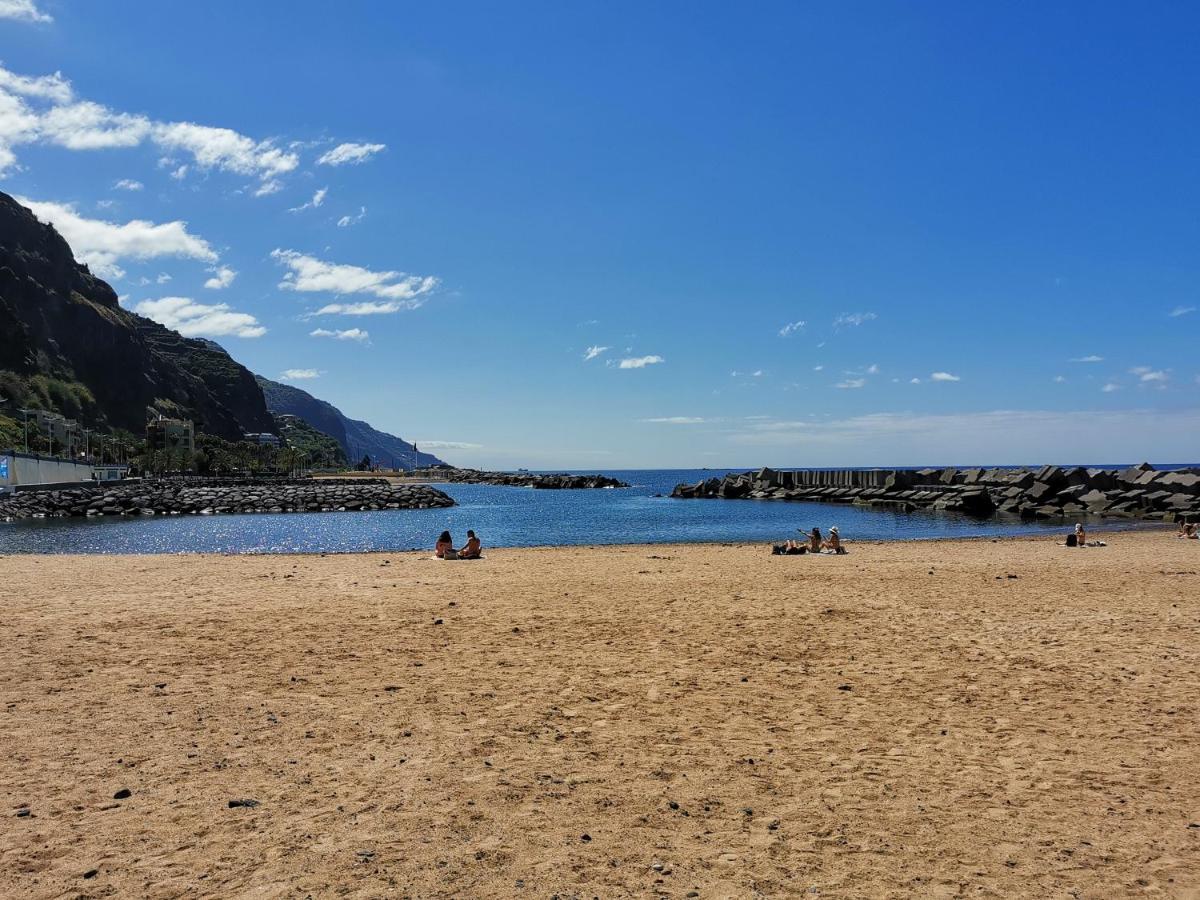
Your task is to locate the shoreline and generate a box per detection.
[0,518,1173,557]
[2,531,1197,896]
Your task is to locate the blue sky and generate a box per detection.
[2,1,1198,467]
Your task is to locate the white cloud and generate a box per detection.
[310,301,412,316]
[288,187,327,213]
[317,142,386,166]
[910,377,921,384]
[252,178,282,196]
[866,363,879,375]
[17,196,217,280]
[930,371,960,382]
[1169,305,1195,317]
[778,320,805,337]
[336,206,366,227]
[113,178,143,191]
[642,416,706,424]
[279,368,320,381]
[155,272,171,284]
[169,164,189,181]
[1131,367,1168,383]
[813,365,824,372]
[835,378,866,389]
[1102,383,1120,393]
[0,63,298,187]
[135,296,265,338]
[1070,355,1104,363]
[617,355,664,369]
[0,0,52,22]
[416,440,482,450]
[1053,375,1066,383]
[310,327,369,342]
[272,249,437,312]
[583,345,608,361]
[204,265,237,290]
[833,312,877,328]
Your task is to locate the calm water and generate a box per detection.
[0,468,1167,554]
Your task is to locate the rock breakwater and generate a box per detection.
[672,464,1200,521]
[0,477,455,520]
[427,469,628,489]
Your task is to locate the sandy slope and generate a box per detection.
[1,531,1197,898]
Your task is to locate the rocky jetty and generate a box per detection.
[672,464,1200,522]
[426,469,629,489]
[0,477,454,520]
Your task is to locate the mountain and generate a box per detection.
[0,191,274,440]
[256,376,446,469]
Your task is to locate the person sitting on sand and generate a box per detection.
[1178,519,1198,539]
[807,527,822,553]
[1074,523,1087,547]
[821,526,846,554]
[458,529,482,559]
[435,530,454,559]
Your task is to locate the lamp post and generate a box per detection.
[18,409,32,453]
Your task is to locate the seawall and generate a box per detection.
[672,464,1200,521]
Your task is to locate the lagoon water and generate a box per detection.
[0,468,1162,555]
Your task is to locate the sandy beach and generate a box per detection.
[1,531,1198,898]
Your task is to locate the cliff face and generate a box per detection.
[0,191,275,440]
[256,376,446,469]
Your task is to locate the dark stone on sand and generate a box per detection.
[228,798,260,808]
[113,788,131,800]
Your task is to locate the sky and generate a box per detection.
[1,0,1198,468]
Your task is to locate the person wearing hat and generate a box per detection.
[822,526,844,554]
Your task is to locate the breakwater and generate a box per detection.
[0,477,455,520]
[672,464,1200,521]
[423,469,629,489]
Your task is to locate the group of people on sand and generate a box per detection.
[774,526,846,555]
[1178,518,1199,540]
[435,529,482,560]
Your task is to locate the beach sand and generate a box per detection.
[1,531,1197,898]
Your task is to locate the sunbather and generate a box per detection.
[821,526,846,554]
[806,527,822,553]
[435,530,454,558]
[459,529,483,559]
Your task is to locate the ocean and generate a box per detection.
[0,468,1171,554]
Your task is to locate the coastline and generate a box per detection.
[2,532,1197,897]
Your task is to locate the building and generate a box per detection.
[146,417,195,455]
[93,463,130,482]
[244,432,281,448]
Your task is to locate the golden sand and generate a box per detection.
[1,531,1198,898]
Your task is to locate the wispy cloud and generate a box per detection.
[134,296,265,338]
[113,178,142,191]
[279,368,320,381]
[1102,383,1120,392]
[1130,366,1168,383]
[18,196,217,280]
[317,142,386,166]
[930,371,960,382]
[778,320,805,337]
[1169,305,1196,318]
[833,311,877,328]
[273,249,437,314]
[336,206,366,228]
[416,440,482,450]
[310,327,370,342]
[1069,355,1104,363]
[583,345,608,361]
[835,378,866,389]
[642,416,706,424]
[615,355,664,369]
[0,1,52,23]
[288,187,327,213]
